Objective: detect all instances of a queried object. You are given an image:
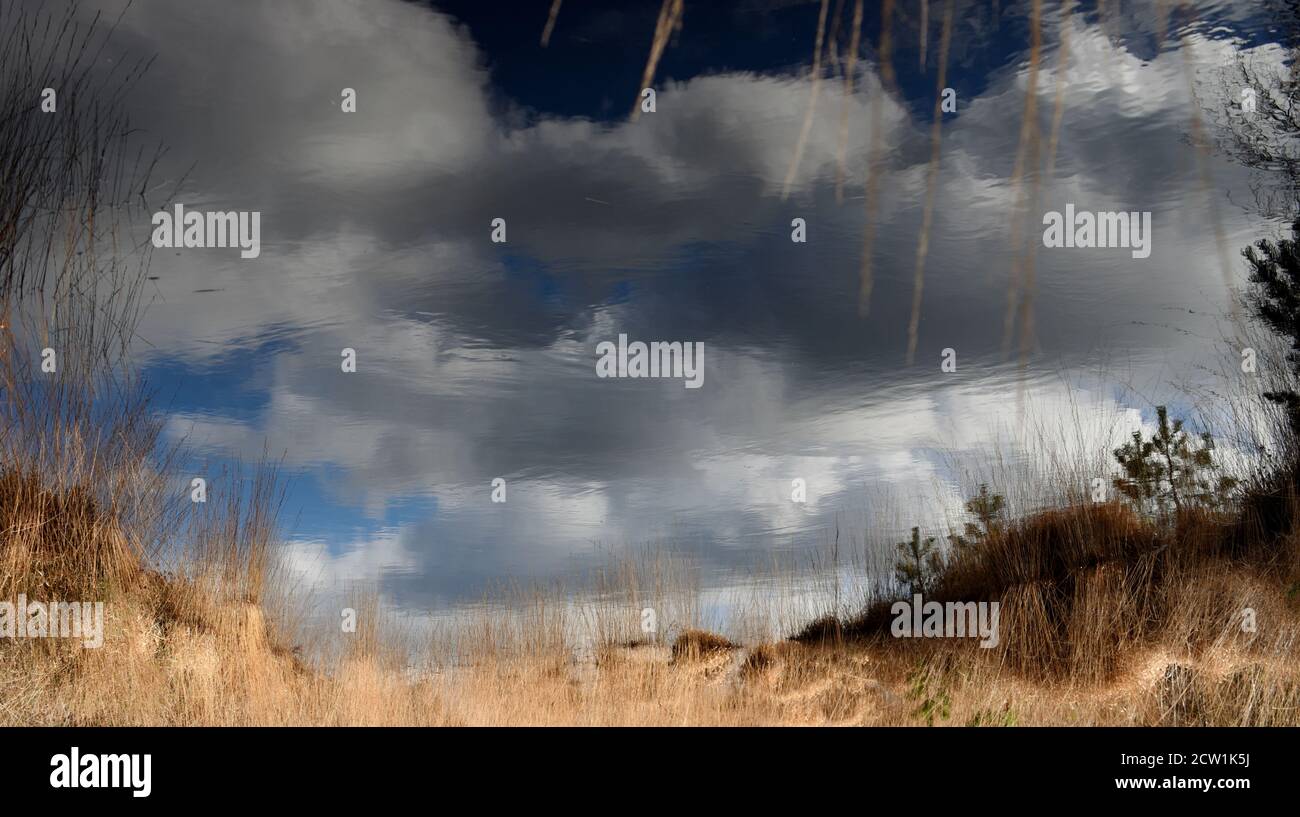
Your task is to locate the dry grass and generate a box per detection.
[3,471,1300,725]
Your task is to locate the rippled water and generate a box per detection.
[45,0,1293,614]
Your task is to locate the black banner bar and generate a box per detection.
[1,726,1281,805]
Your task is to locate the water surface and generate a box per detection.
[40,0,1292,617]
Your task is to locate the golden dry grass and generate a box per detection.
[3,573,1297,725]
[3,483,1299,726]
